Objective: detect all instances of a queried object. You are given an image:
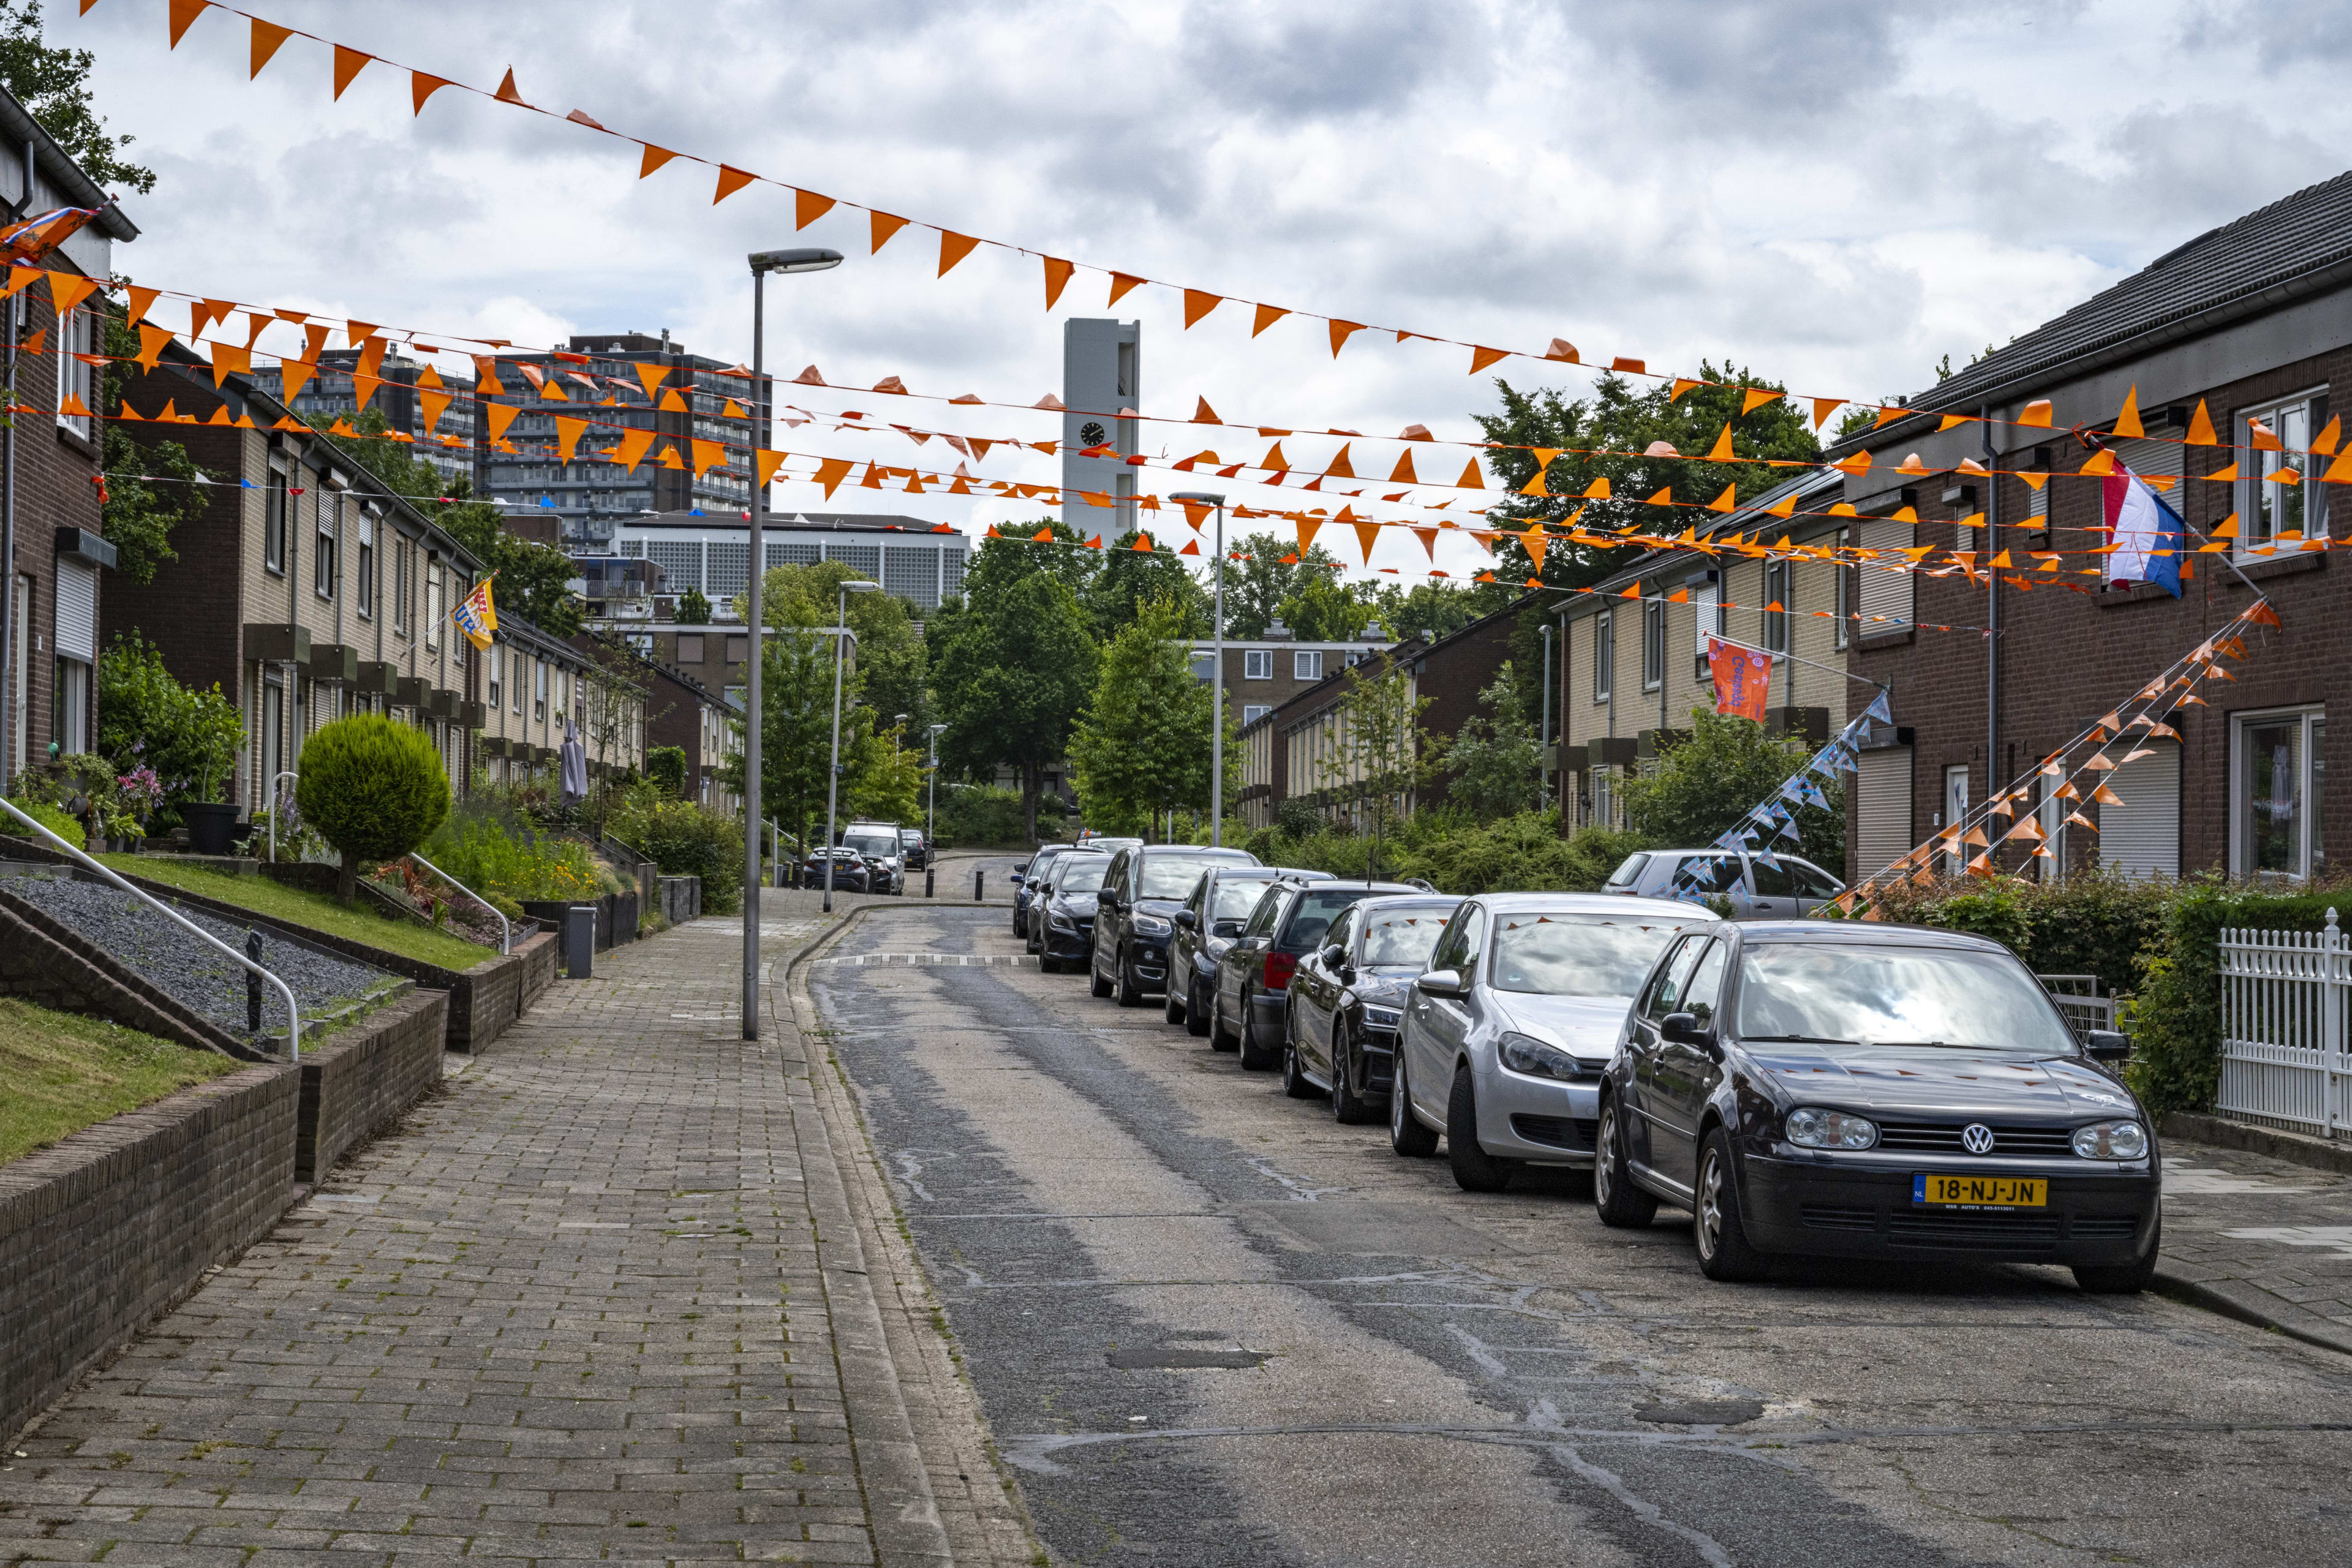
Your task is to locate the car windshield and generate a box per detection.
[1211,876,1276,921]
[1140,856,1233,899]
[1360,909,1449,967]
[1490,913,1708,997]
[1283,888,1388,952]
[843,832,897,856]
[1734,943,2077,1055]
[1055,859,1110,894]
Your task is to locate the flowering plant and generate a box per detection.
[115,766,163,816]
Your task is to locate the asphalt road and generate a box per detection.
[807,902,2352,1567]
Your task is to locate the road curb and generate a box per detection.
[2153,1269,2352,1360]
[2163,1112,2352,1177]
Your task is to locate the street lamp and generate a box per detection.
[823,579,881,913]
[1170,491,1227,845]
[742,244,842,1042]
[926,721,947,894]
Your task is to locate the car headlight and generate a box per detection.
[2071,1120,2148,1159]
[1785,1107,1879,1150]
[1048,912,1075,931]
[1498,1031,1599,1082]
[1361,1005,1402,1030]
[1131,914,1172,936]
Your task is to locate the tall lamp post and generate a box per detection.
[926,722,946,889]
[741,245,842,1042]
[823,580,881,913]
[1170,492,1226,845]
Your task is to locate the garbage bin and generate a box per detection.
[564,904,597,979]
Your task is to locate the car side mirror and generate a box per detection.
[1213,919,1243,938]
[2085,1030,2132,1063]
[1014,862,1030,876]
[1175,908,1197,929]
[1321,943,1347,968]
[1660,1011,1708,1046]
[1417,968,1464,999]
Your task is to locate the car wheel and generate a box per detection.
[1238,990,1280,1071]
[1014,909,1026,939]
[1446,1064,1518,1193]
[1281,1022,1316,1099]
[1115,950,1144,1008]
[1593,1095,1657,1227]
[1210,988,1239,1053]
[1090,956,1114,998]
[1389,1048,1438,1157]
[1185,979,1210,1038]
[2073,1216,2161,1295]
[1164,982,1188,1025]
[1330,1022,1370,1125]
[1693,1126,1771,1282]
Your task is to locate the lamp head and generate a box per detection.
[841,579,881,594]
[750,247,844,275]
[1169,491,1225,505]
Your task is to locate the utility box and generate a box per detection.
[564,905,597,978]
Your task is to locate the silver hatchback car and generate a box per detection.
[1392,892,1720,1191]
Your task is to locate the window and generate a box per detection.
[392,537,412,635]
[2234,707,2324,883]
[424,559,443,650]
[1244,649,1273,680]
[55,304,91,440]
[1593,610,1613,703]
[535,658,548,723]
[487,646,502,709]
[355,507,374,617]
[1429,903,1485,979]
[1242,704,1271,725]
[1642,598,1664,691]
[1691,577,1722,666]
[725,635,748,663]
[1641,935,1709,1023]
[1833,536,1853,650]
[1942,764,1970,874]
[264,467,288,573]
[2241,389,2328,552]
[1762,560,1790,655]
[1190,653,1215,680]
[1295,650,1323,681]
[313,494,337,599]
[677,633,704,663]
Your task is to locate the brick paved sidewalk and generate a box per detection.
[0,910,995,1566]
[2158,1137,2352,1356]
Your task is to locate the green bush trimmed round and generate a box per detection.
[296,715,450,892]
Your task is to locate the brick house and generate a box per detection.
[568,628,734,811]
[104,342,487,814]
[473,617,645,789]
[1835,169,2352,885]
[0,88,138,784]
[1188,628,1394,732]
[1555,467,1858,834]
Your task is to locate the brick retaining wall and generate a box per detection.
[0,1063,298,1446]
[0,886,264,1062]
[296,989,448,1181]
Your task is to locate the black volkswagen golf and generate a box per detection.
[1594,922,2160,1292]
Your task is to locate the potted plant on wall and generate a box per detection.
[180,723,244,855]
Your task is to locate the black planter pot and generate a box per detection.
[182,801,240,856]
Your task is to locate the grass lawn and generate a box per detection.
[97,856,496,972]
[0,996,244,1165]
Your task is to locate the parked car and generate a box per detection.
[1166,866,1335,1035]
[1392,893,1719,1192]
[1030,852,1115,972]
[1282,894,1463,1120]
[1076,832,1145,851]
[1602,849,1844,918]
[1215,880,1420,1069]
[899,827,929,870]
[801,847,872,894]
[1595,921,2157,1290]
[840,821,907,895]
[1090,845,1261,1006]
[1012,843,1098,938]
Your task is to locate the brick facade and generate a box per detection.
[295,987,447,1181]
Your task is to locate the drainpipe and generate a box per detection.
[0,140,25,783]
[1983,404,1999,809]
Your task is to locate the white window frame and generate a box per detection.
[1762,560,1790,656]
[2238,385,2328,557]
[1242,704,1272,726]
[487,645,502,710]
[1941,764,1970,874]
[55,303,92,440]
[1243,649,1273,680]
[264,465,288,575]
[1642,600,1664,692]
[1592,609,1612,704]
[1294,649,1324,681]
[2231,704,2326,883]
[2038,770,2067,881]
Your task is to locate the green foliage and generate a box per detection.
[1273,796,1322,839]
[2124,882,2340,1115]
[1360,577,1516,643]
[420,810,614,905]
[1222,530,1342,639]
[844,725,923,825]
[1439,660,1545,821]
[295,715,451,897]
[1472,364,1822,591]
[608,781,743,914]
[1,797,81,849]
[1070,597,1219,834]
[95,633,245,807]
[1314,663,1433,864]
[933,785,1031,848]
[932,562,1097,839]
[677,587,712,624]
[646,747,687,798]
[1087,530,1207,640]
[311,405,441,499]
[1855,867,2173,1001]
[1242,812,1647,897]
[1276,568,1369,642]
[0,1,156,195]
[99,313,213,584]
[432,481,583,638]
[1619,707,1843,869]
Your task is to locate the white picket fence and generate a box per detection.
[2217,910,2352,1138]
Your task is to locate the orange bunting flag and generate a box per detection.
[1811,396,1844,430]
[1583,477,1611,499]
[1412,526,1439,560]
[613,428,657,470]
[793,187,834,229]
[554,416,587,464]
[1706,484,1738,513]
[1328,320,1365,357]
[2114,385,2144,439]
[1520,525,1548,571]
[43,273,98,319]
[638,144,679,179]
[331,45,371,100]
[1742,388,1785,415]
[1251,303,1288,337]
[713,165,757,204]
[1107,272,1146,306]
[870,212,910,252]
[812,456,853,499]
[412,72,454,115]
[1192,396,1219,425]
[1323,443,1355,480]
[277,359,314,401]
[484,404,521,445]
[937,230,982,276]
[1389,450,1418,485]
[2185,399,2218,446]
[249,17,292,76]
[208,343,251,386]
[1180,539,1200,556]
[1469,345,1509,375]
[135,321,170,369]
[167,0,208,48]
[1352,518,1381,564]
[1129,532,1153,552]
[494,67,526,105]
[1042,257,1074,310]
[633,361,670,396]
[1706,423,1735,461]
[1183,290,1222,328]
[1030,526,1055,543]
[1295,518,1322,554]
[1457,457,1483,489]
[689,438,725,477]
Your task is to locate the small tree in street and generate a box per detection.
[1439,660,1546,821]
[296,715,451,902]
[1315,663,1433,878]
[1619,707,1844,868]
[1069,597,1216,837]
[933,567,1097,840]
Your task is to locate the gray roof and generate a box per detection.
[0,87,138,241]
[1846,168,2352,450]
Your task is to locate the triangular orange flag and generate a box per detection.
[208,343,251,386]
[167,0,207,48]
[1706,484,1738,513]
[938,230,982,276]
[44,273,99,319]
[1457,458,1483,489]
[1129,532,1153,552]
[1469,346,1509,375]
[1251,303,1288,337]
[1811,396,1844,429]
[1520,526,1548,570]
[791,188,834,229]
[1031,527,1055,544]
[638,144,679,179]
[1192,396,1219,425]
[613,428,656,470]
[870,212,910,252]
[332,45,370,100]
[1042,257,1074,309]
[1706,423,1735,461]
[811,457,853,499]
[1180,539,1200,556]
[1353,518,1381,564]
[2185,399,2218,445]
[1107,273,1146,306]
[411,72,454,115]
[134,322,170,369]
[1323,443,1355,480]
[1329,320,1365,357]
[1741,388,1785,415]
[484,404,521,445]
[714,165,757,204]
[1295,518,1322,554]
[633,362,670,396]
[1389,450,1417,484]
[494,67,526,105]
[249,17,292,77]
[1183,290,1221,328]
[2114,385,2144,439]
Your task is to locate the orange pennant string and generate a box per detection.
[411,72,454,115]
[1042,257,1074,310]
[713,165,757,204]
[1328,320,1365,357]
[1107,272,1146,306]
[937,230,982,276]
[794,188,835,228]
[638,143,679,179]
[1251,303,1288,337]
[249,17,292,76]
[870,211,910,252]
[1183,289,1221,328]
[167,0,208,48]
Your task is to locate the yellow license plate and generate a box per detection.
[1912,1174,2047,1208]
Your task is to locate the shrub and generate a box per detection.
[646,746,688,799]
[421,808,618,905]
[1236,812,1648,895]
[95,633,245,820]
[609,784,744,914]
[935,784,1030,847]
[296,715,452,901]
[1843,866,2173,1002]
[1619,707,1844,870]
[2124,881,2340,1115]
[1,798,84,850]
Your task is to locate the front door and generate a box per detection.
[1648,938,1728,1193]
[1406,903,1481,1123]
[1626,935,1709,1180]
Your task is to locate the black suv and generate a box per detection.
[1090,845,1259,1006]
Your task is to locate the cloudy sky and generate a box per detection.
[65,0,2352,575]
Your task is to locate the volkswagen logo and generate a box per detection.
[1961,1123,1996,1156]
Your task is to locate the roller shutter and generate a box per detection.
[1854,517,1913,631]
[2100,742,2179,880]
[54,559,96,662]
[1853,745,1913,878]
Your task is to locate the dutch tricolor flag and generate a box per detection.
[2104,462,2185,598]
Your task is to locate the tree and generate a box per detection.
[933,570,1097,840]
[1222,530,1340,638]
[1618,707,1844,868]
[1085,529,1207,640]
[844,722,922,824]
[434,482,582,638]
[1069,597,1217,837]
[1438,660,1546,821]
[676,587,712,624]
[1275,568,1370,642]
[1315,663,1433,878]
[1361,577,1515,643]
[295,714,451,902]
[0,1,155,194]
[720,620,836,861]
[99,311,209,582]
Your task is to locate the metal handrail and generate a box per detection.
[0,797,304,1059]
[268,769,299,862]
[407,850,511,955]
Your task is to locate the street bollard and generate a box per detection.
[925,865,935,899]
[245,929,263,1035]
[973,868,984,902]
[564,904,596,979]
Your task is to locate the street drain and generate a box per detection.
[1108,1349,1268,1370]
[1634,1398,1765,1427]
